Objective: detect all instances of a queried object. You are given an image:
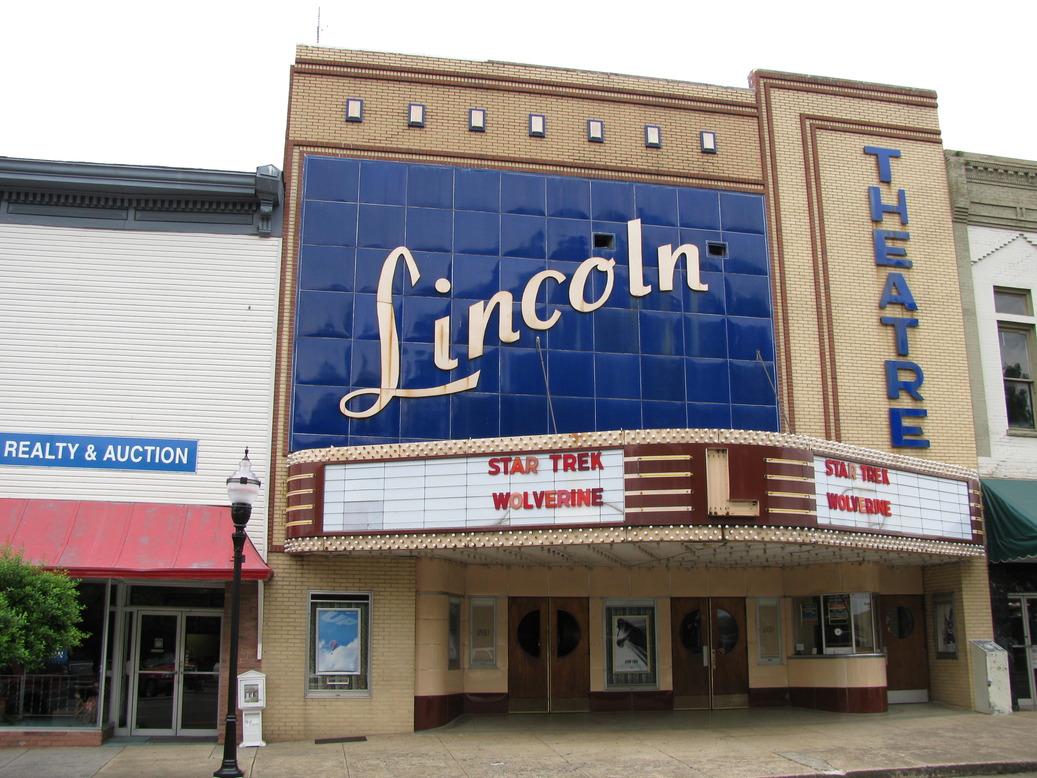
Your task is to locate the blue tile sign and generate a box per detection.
[0,433,198,472]
[292,157,779,449]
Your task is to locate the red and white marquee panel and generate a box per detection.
[813,456,971,540]
[322,449,625,533]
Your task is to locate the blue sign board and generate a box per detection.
[0,433,198,472]
[292,157,779,450]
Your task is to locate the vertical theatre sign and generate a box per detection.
[865,147,928,448]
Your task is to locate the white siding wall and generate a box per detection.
[0,223,280,555]
[970,225,1037,479]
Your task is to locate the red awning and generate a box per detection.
[0,498,271,580]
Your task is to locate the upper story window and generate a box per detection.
[345,99,364,122]
[407,103,426,127]
[529,114,546,137]
[995,287,1036,430]
[995,288,1032,316]
[999,326,1035,429]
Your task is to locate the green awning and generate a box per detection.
[982,479,1037,563]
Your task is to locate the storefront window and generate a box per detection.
[129,585,224,609]
[1,580,108,729]
[792,593,877,656]
[469,598,496,669]
[1005,597,1034,706]
[307,592,370,697]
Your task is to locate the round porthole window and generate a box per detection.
[556,610,581,657]
[516,610,540,658]
[885,606,915,639]
[716,609,739,653]
[679,610,702,652]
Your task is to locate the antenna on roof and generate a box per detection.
[316,7,322,45]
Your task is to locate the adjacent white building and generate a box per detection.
[0,157,282,744]
[950,149,1037,710]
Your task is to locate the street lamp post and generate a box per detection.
[215,449,261,778]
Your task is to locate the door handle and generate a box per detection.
[702,645,709,667]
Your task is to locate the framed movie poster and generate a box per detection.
[315,607,362,675]
[605,602,657,688]
[612,614,651,673]
[934,594,957,658]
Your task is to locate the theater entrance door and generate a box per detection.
[671,597,749,709]
[882,595,929,703]
[508,597,589,712]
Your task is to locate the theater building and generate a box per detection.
[261,47,995,739]
[0,157,281,744]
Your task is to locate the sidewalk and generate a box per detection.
[0,704,1035,778]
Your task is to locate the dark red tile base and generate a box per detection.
[590,690,673,712]
[789,686,887,713]
[749,687,790,707]
[414,693,464,730]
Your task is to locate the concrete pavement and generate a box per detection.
[0,704,1035,777]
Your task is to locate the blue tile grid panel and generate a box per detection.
[293,156,779,448]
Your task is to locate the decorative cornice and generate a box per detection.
[964,160,1037,190]
[0,156,283,237]
[4,191,131,209]
[5,190,259,214]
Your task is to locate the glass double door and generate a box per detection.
[132,611,222,735]
[1008,595,1037,709]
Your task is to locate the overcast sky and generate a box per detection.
[3,1,1033,173]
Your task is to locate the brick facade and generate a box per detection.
[260,556,416,739]
[260,47,992,739]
